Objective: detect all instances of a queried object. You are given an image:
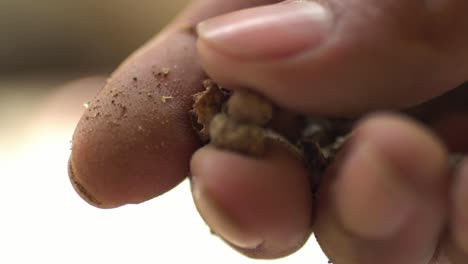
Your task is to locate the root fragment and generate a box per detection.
[190,80,228,141]
[191,81,277,156]
[189,80,350,189]
[226,90,273,125]
[210,114,266,156]
[190,80,468,191]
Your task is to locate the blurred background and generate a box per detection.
[0,1,327,263]
[1,0,190,150]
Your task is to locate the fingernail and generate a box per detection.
[191,179,263,249]
[68,158,102,207]
[197,1,332,60]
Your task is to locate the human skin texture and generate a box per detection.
[69,0,468,262]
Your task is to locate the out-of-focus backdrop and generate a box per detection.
[1,0,190,150]
[0,1,327,263]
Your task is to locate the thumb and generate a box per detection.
[197,0,468,115]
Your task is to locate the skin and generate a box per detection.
[69,0,468,263]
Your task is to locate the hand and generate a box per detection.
[69,0,468,263]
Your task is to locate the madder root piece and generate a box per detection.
[191,79,229,141]
[227,89,273,126]
[209,113,266,156]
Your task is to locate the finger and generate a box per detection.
[197,0,468,115]
[444,159,468,263]
[314,113,449,264]
[190,142,312,259]
[69,0,281,208]
[414,97,468,263]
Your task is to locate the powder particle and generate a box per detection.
[89,112,100,118]
[160,67,170,76]
[161,96,174,103]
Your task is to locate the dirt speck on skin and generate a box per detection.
[89,112,100,118]
[110,89,123,98]
[117,104,128,119]
[161,96,174,103]
[154,67,170,77]
[107,121,120,128]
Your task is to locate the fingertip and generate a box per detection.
[315,113,448,263]
[68,157,106,208]
[190,143,313,258]
[354,113,449,192]
[333,141,416,239]
[70,110,198,209]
